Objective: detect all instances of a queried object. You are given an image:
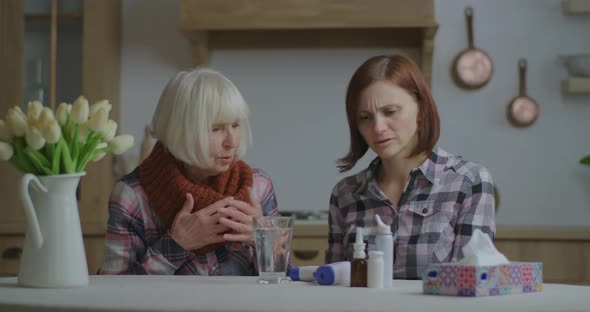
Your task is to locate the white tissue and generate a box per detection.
[459,229,509,266]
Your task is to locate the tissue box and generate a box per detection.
[422,262,543,297]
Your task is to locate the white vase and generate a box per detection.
[18,172,89,288]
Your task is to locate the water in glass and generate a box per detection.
[253,216,293,284]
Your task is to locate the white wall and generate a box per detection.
[121,0,590,226]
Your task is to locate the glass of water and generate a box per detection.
[253,216,294,284]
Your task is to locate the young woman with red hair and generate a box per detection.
[327,54,496,279]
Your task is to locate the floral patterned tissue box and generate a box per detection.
[422,262,543,297]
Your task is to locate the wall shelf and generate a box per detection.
[562,0,590,14]
[561,1,589,93]
[562,78,590,94]
[177,0,438,84]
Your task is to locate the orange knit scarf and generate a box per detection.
[139,141,253,254]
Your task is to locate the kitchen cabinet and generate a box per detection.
[291,224,329,267]
[291,224,590,285]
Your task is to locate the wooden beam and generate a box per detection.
[49,0,57,109]
[421,26,438,86]
[183,31,209,67]
[81,0,121,234]
[0,0,25,234]
[0,0,24,108]
[179,0,436,31]
[208,28,423,50]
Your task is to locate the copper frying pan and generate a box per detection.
[452,7,493,89]
[507,59,539,128]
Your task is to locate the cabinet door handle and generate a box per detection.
[293,250,319,260]
[2,247,22,260]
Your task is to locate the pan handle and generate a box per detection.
[465,7,474,49]
[519,58,527,96]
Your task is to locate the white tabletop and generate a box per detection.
[0,276,589,312]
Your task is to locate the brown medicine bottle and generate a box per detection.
[350,227,367,287]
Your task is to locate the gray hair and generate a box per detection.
[151,68,252,167]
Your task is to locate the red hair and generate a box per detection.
[337,54,440,172]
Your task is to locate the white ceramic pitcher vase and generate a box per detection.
[18,172,89,288]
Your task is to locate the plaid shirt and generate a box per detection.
[99,168,278,276]
[327,146,495,279]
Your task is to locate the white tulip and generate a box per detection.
[78,123,89,143]
[6,107,29,137]
[0,120,12,141]
[0,141,13,160]
[14,106,26,118]
[38,107,55,127]
[90,100,112,116]
[87,108,108,133]
[25,126,45,150]
[101,120,117,141]
[109,134,134,155]
[14,106,28,127]
[42,120,62,144]
[27,101,43,123]
[56,102,69,126]
[91,142,108,162]
[71,96,89,124]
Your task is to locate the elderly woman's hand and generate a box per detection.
[170,194,232,251]
[217,187,263,246]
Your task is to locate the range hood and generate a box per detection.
[178,0,438,82]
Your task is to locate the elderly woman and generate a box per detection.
[100,68,278,275]
[327,54,496,279]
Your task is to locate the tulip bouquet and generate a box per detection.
[0,96,134,175]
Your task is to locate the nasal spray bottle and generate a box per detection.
[375,215,393,288]
[350,227,367,287]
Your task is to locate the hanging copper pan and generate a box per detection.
[507,59,539,128]
[452,7,493,89]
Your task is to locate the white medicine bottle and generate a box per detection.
[375,215,393,288]
[367,251,384,289]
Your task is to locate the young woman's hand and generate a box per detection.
[217,187,263,246]
[170,194,232,251]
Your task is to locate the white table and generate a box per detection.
[0,276,589,312]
